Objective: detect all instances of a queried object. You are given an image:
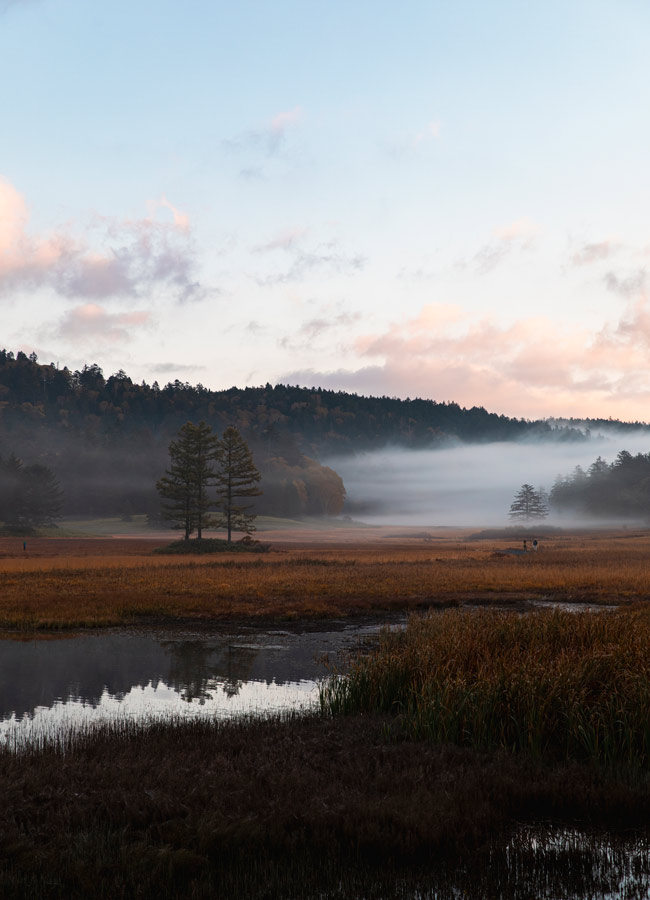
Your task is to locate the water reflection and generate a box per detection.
[0,621,397,748]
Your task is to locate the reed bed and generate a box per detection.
[2,712,650,898]
[322,607,650,769]
[2,532,650,628]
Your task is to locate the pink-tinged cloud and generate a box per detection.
[157,195,190,231]
[224,107,303,163]
[413,120,441,145]
[0,177,205,303]
[270,106,302,135]
[571,240,619,266]
[280,294,650,421]
[493,217,539,243]
[55,304,152,343]
[459,218,539,275]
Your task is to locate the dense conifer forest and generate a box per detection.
[550,451,650,520]
[0,349,606,520]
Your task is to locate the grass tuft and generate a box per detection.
[322,607,650,770]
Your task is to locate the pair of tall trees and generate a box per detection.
[156,422,261,542]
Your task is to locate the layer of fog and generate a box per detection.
[327,431,650,527]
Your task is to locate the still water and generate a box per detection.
[0,620,397,749]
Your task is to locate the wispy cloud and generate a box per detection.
[224,106,303,161]
[571,239,620,266]
[0,177,206,303]
[297,311,361,340]
[386,118,442,159]
[254,240,365,286]
[413,119,442,145]
[277,307,361,350]
[252,226,309,253]
[280,286,650,420]
[604,268,646,298]
[459,218,539,275]
[150,361,205,374]
[54,304,152,343]
[156,195,190,232]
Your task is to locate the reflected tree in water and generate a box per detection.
[162,640,259,704]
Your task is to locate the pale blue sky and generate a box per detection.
[2,0,650,418]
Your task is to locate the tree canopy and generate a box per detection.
[550,450,650,520]
[508,484,549,522]
[156,421,219,539]
[214,427,262,543]
[0,453,63,531]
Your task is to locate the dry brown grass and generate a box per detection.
[1,530,650,629]
[323,606,650,767]
[2,713,650,898]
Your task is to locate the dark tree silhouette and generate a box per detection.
[508,484,549,522]
[214,427,262,543]
[157,421,219,540]
[21,464,64,527]
[0,455,63,529]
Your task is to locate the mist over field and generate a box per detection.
[330,431,650,527]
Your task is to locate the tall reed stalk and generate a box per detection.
[321,608,650,768]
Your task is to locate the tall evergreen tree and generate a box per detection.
[21,464,63,527]
[214,427,262,543]
[0,456,63,529]
[508,484,549,522]
[156,421,218,540]
[0,453,23,527]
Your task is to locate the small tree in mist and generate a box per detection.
[156,421,218,540]
[214,427,262,543]
[508,484,549,523]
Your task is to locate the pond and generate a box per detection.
[0,618,400,749]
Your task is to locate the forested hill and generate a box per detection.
[0,349,586,451]
[0,349,588,519]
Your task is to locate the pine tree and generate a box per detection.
[0,456,63,530]
[0,453,23,527]
[156,421,218,540]
[214,427,262,543]
[508,484,549,522]
[21,464,63,527]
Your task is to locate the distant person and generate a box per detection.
[23,541,26,552]
[532,539,538,551]
[523,540,527,552]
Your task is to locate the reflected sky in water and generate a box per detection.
[0,620,400,749]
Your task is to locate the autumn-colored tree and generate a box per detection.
[214,427,262,543]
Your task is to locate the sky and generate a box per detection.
[2,0,650,421]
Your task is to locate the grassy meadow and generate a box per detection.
[322,606,650,768]
[0,528,650,629]
[4,528,650,896]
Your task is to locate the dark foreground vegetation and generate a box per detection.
[3,713,650,900]
[5,608,650,898]
[323,608,650,768]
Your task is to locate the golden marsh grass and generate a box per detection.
[1,530,650,629]
[323,606,650,768]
